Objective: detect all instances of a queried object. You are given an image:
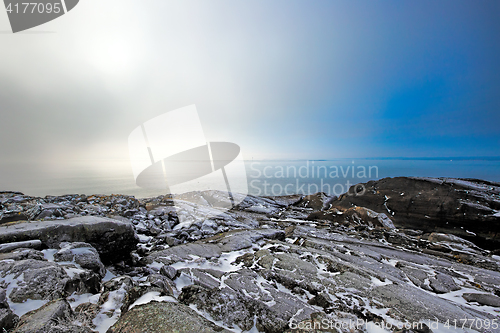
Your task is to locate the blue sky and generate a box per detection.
[236,0,500,158]
[0,0,499,167]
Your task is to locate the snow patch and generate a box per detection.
[10,299,48,317]
[42,249,58,262]
[137,234,153,243]
[128,291,176,310]
[381,258,399,267]
[67,292,100,309]
[103,269,116,282]
[147,261,165,271]
[173,271,193,297]
[0,272,48,316]
[92,283,128,333]
[436,287,500,317]
[170,249,249,273]
[370,276,393,287]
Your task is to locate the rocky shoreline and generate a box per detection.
[0,177,499,333]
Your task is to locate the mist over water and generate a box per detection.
[1,158,499,198]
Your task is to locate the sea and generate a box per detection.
[1,158,499,198]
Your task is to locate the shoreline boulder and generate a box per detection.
[0,216,138,263]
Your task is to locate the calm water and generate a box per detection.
[1,158,499,198]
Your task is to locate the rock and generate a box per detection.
[0,191,24,198]
[0,216,138,263]
[397,265,432,291]
[201,219,218,234]
[145,229,285,266]
[34,203,67,220]
[101,276,136,294]
[0,259,69,303]
[12,298,94,333]
[146,242,221,265]
[217,229,285,252]
[331,177,500,249]
[369,283,487,325]
[0,288,18,330]
[73,302,100,329]
[0,307,18,331]
[159,265,177,280]
[307,293,333,309]
[377,212,396,229]
[0,250,99,301]
[179,284,296,333]
[309,206,395,230]
[0,248,45,262]
[462,293,500,307]
[428,232,478,248]
[119,275,174,314]
[293,192,337,211]
[427,232,484,255]
[234,252,255,267]
[145,274,174,296]
[177,268,222,290]
[429,273,461,294]
[62,266,102,295]
[0,240,42,253]
[53,242,106,278]
[107,301,232,333]
[0,288,8,308]
[0,194,33,224]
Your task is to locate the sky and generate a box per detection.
[0,0,499,192]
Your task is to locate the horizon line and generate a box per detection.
[2,156,499,163]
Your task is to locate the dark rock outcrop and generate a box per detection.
[0,307,19,331]
[53,242,106,278]
[0,288,18,331]
[321,177,500,249]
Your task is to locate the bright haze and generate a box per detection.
[0,0,499,195]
